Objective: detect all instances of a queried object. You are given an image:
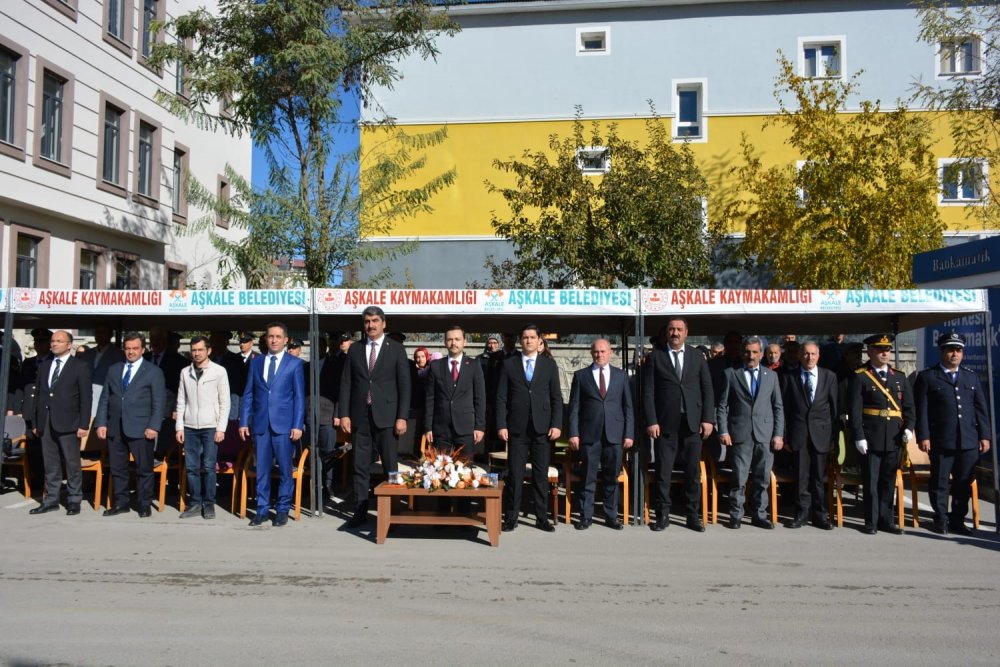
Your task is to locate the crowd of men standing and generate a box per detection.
[2,311,992,538]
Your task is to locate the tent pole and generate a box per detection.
[983,308,999,533]
[634,300,644,526]
[310,309,322,518]
[0,308,14,472]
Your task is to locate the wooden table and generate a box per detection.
[374,482,504,547]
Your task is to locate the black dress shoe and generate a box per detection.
[575,519,591,530]
[787,516,806,529]
[103,506,130,517]
[861,524,878,535]
[751,517,774,530]
[650,516,669,531]
[346,511,367,528]
[272,512,289,527]
[138,508,152,518]
[686,517,706,532]
[930,518,948,534]
[607,519,624,530]
[501,518,517,532]
[29,504,60,515]
[536,519,556,533]
[66,504,81,516]
[248,514,268,527]
[878,522,903,535]
[728,517,741,529]
[813,518,834,531]
[949,521,973,536]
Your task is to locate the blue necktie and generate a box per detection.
[267,355,276,386]
[122,363,132,391]
[804,371,814,404]
[750,368,759,398]
[525,358,534,382]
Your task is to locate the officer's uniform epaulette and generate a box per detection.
[854,367,867,374]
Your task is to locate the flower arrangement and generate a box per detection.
[399,446,495,491]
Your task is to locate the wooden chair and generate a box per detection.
[2,415,31,498]
[78,420,107,511]
[642,458,708,526]
[563,456,629,525]
[240,447,311,520]
[903,439,980,529]
[488,442,560,525]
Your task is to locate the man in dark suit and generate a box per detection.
[97,332,166,518]
[848,333,916,535]
[424,324,487,457]
[305,335,342,498]
[568,338,634,530]
[240,322,306,527]
[717,336,785,529]
[914,332,992,535]
[29,330,91,515]
[339,306,411,528]
[496,323,563,532]
[79,323,124,418]
[145,326,187,460]
[209,331,244,418]
[781,341,837,530]
[642,318,715,532]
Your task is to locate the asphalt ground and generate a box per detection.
[1,489,998,667]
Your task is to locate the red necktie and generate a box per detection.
[451,359,459,382]
[599,367,607,398]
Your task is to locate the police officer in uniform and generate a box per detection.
[914,333,992,535]
[848,334,915,535]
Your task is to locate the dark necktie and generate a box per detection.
[804,371,813,404]
[599,366,607,398]
[948,370,957,384]
[51,358,62,385]
[878,370,887,382]
[672,350,683,380]
[122,362,133,391]
[367,341,377,405]
[451,359,459,383]
[267,355,276,385]
[750,369,759,398]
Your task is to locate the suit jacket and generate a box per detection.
[33,355,92,434]
[240,353,306,435]
[496,353,563,435]
[642,345,715,433]
[781,366,838,452]
[717,365,784,444]
[305,353,341,426]
[144,349,187,417]
[848,364,916,452]
[96,360,166,440]
[568,364,634,445]
[424,355,486,436]
[914,366,991,451]
[80,344,125,387]
[338,337,411,429]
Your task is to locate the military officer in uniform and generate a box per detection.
[914,333,992,535]
[848,334,915,535]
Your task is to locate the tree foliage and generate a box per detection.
[478,106,711,289]
[147,0,459,287]
[913,0,1000,227]
[720,56,944,289]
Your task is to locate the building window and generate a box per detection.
[112,252,139,289]
[217,175,231,228]
[97,94,129,195]
[42,0,78,22]
[175,37,192,98]
[576,27,610,56]
[576,146,610,175]
[799,37,845,78]
[165,262,186,290]
[79,249,99,289]
[672,79,707,141]
[7,225,50,288]
[103,0,134,57]
[139,0,165,69]
[133,114,161,204]
[939,158,988,204]
[15,235,39,288]
[0,39,28,161]
[33,59,74,177]
[172,143,189,222]
[939,37,981,77]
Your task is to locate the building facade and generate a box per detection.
[360,0,997,287]
[1,0,251,294]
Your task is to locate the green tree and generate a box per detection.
[913,0,1000,227]
[478,106,711,289]
[720,56,944,289]
[148,0,459,287]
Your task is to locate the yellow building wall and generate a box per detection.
[362,113,992,238]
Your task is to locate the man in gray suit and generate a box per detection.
[96,332,166,518]
[568,338,634,530]
[717,336,784,529]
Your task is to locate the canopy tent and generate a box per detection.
[0,287,994,529]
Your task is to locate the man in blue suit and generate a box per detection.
[97,332,166,518]
[240,322,306,527]
[568,338,634,530]
[914,332,992,535]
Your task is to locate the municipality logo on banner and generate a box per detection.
[168,290,189,312]
[819,290,843,311]
[484,289,506,312]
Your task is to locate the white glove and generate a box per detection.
[903,429,913,444]
[855,439,868,455]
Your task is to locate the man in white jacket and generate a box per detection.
[176,336,230,519]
